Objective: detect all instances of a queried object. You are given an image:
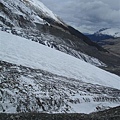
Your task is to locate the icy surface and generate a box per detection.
[27,0,59,21]
[0,31,120,89]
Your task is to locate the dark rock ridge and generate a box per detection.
[0,106,120,120]
[43,16,108,52]
[67,26,108,52]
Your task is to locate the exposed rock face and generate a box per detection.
[0,61,120,113]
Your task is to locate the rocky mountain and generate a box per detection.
[0,0,120,114]
[102,38,120,56]
[86,28,120,76]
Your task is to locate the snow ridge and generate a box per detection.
[25,0,59,21]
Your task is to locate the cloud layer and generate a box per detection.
[40,0,120,33]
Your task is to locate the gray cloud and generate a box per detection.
[40,0,120,33]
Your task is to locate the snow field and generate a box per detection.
[0,31,120,89]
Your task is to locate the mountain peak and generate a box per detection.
[95,28,120,38]
[23,0,59,21]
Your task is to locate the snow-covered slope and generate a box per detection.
[0,31,120,113]
[0,31,120,89]
[0,0,62,25]
[25,0,61,22]
[95,28,120,38]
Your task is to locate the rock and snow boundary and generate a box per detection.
[0,31,120,89]
[0,31,120,113]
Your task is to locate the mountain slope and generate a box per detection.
[0,0,120,114]
[1,0,120,73]
[1,31,120,89]
[0,0,107,67]
[0,31,120,113]
[103,38,120,56]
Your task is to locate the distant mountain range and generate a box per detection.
[86,28,120,45]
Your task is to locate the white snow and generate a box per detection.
[99,28,120,38]
[0,0,65,27]
[25,0,62,23]
[0,0,45,25]
[0,31,120,89]
[69,102,119,114]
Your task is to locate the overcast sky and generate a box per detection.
[40,0,120,33]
